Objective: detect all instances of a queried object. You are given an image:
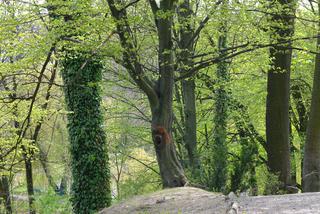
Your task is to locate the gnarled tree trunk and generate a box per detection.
[151,0,187,187]
[107,0,187,187]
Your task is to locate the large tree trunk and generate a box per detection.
[266,0,295,189]
[61,55,112,213]
[151,115,187,187]
[49,0,112,211]
[107,0,187,187]
[151,0,187,187]
[302,6,320,191]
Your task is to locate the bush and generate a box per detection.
[35,191,72,214]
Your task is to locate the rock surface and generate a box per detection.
[100,187,320,214]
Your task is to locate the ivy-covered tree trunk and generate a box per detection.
[61,55,111,213]
[211,27,229,192]
[266,0,295,189]
[303,6,320,192]
[230,101,259,194]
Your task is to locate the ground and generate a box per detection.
[100,187,320,214]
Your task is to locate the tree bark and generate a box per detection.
[38,145,59,193]
[0,176,12,214]
[178,0,200,177]
[266,0,295,189]
[151,0,187,187]
[211,31,229,191]
[107,0,187,187]
[24,156,35,214]
[181,80,199,171]
[302,3,320,191]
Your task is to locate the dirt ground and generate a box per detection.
[99,187,320,214]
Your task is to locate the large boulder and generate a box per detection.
[100,187,320,214]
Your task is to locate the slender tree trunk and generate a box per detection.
[38,145,59,192]
[266,0,295,189]
[211,21,229,192]
[33,64,59,193]
[178,0,200,177]
[291,82,309,185]
[181,80,199,171]
[230,102,259,193]
[291,83,308,138]
[1,176,12,214]
[173,84,187,164]
[302,5,320,191]
[58,165,70,195]
[24,157,35,214]
[12,76,36,212]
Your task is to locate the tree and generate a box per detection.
[177,0,201,180]
[61,55,111,213]
[0,176,12,214]
[266,0,296,189]
[302,0,320,192]
[107,0,187,187]
[210,1,230,192]
[49,0,112,212]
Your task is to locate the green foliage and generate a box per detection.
[1,0,320,212]
[35,191,72,214]
[116,150,161,200]
[258,167,284,195]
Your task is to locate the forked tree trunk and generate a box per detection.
[302,6,320,191]
[107,0,187,187]
[151,0,187,187]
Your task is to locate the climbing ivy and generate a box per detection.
[61,53,111,213]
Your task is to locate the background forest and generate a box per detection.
[0,0,320,213]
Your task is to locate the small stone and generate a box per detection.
[226,191,237,201]
[226,202,239,214]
